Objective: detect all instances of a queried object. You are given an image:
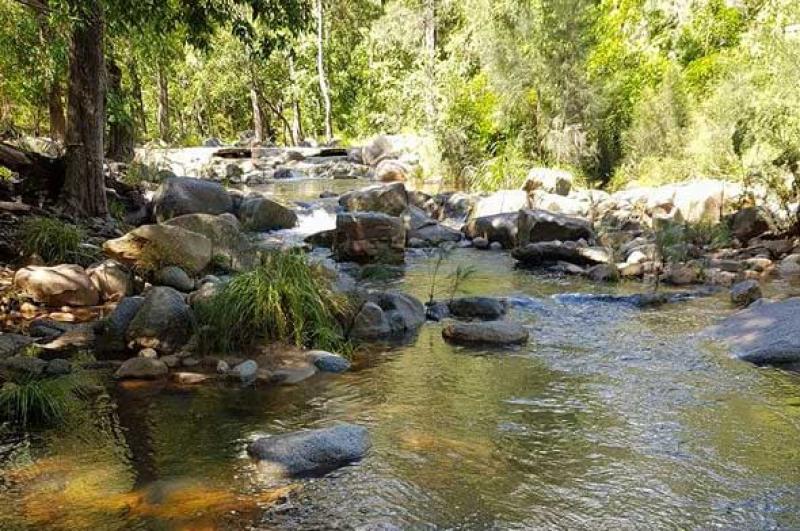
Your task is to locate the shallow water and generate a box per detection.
[3,201,800,529]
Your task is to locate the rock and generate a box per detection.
[95,296,145,355]
[0,356,48,378]
[448,297,507,321]
[626,250,648,265]
[138,347,158,359]
[247,424,371,476]
[306,229,335,248]
[512,242,609,267]
[730,207,769,242]
[171,372,211,385]
[528,192,588,217]
[203,137,223,147]
[229,360,258,383]
[161,355,180,368]
[333,212,406,264]
[426,302,450,321]
[237,196,298,232]
[489,241,504,251]
[153,177,233,222]
[114,357,169,380]
[404,206,461,246]
[14,265,100,307]
[463,213,519,249]
[523,167,573,196]
[778,254,800,277]
[470,190,528,219]
[126,287,194,354]
[664,263,701,285]
[273,167,306,180]
[87,260,133,302]
[154,266,194,292]
[339,183,409,216]
[103,224,213,274]
[165,213,257,272]
[375,159,410,182]
[216,360,230,373]
[361,134,423,166]
[730,280,762,307]
[442,321,529,346]
[587,263,619,282]
[705,297,800,365]
[309,351,351,373]
[471,237,489,250]
[45,358,71,376]
[0,334,37,359]
[349,291,425,340]
[517,209,594,246]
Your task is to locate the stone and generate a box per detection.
[86,260,132,302]
[203,137,223,147]
[161,355,180,368]
[103,224,213,274]
[333,212,406,264]
[237,196,298,232]
[528,192,588,217]
[730,280,762,307]
[404,206,462,246]
[730,207,769,242]
[95,296,145,355]
[523,167,573,196]
[14,265,100,307]
[512,242,609,267]
[472,237,489,250]
[426,302,450,321]
[126,287,194,354]
[349,291,425,340]
[155,266,194,292]
[587,264,619,282]
[0,356,47,378]
[229,360,258,382]
[463,213,520,249]
[705,297,800,365]
[138,348,158,359]
[171,372,211,385]
[217,360,230,373]
[339,183,409,217]
[114,357,169,380]
[470,190,528,219]
[247,424,371,476]
[778,254,800,277]
[489,241,504,251]
[165,213,257,272]
[448,297,507,321]
[153,177,233,222]
[517,209,594,246]
[309,351,351,373]
[375,159,410,182]
[626,250,648,265]
[45,358,72,376]
[0,334,37,359]
[442,321,529,346]
[664,263,701,285]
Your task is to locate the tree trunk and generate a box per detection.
[63,0,107,217]
[127,57,147,136]
[249,80,264,145]
[288,52,303,145]
[157,62,170,143]
[315,0,333,143]
[36,1,66,143]
[106,58,134,162]
[423,0,437,130]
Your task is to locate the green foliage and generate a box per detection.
[196,251,351,354]
[17,217,95,266]
[447,264,477,303]
[0,373,86,428]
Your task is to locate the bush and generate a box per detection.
[196,251,352,355]
[17,217,96,266]
[0,373,86,428]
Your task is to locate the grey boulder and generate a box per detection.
[442,321,529,346]
[126,287,194,354]
[153,177,233,222]
[448,297,507,321]
[349,291,425,340]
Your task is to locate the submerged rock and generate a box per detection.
[229,360,258,383]
[247,424,371,476]
[309,351,351,373]
[14,265,100,307]
[349,291,425,340]
[153,177,233,222]
[705,297,800,365]
[442,321,529,346]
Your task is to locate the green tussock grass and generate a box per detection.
[17,217,97,266]
[0,373,87,428]
[196,251,353,355]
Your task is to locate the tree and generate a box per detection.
[315,0,333,143]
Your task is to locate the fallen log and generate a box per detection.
[0,141,65,200]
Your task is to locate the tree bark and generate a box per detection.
[47,81,66,143]
[423,0,437,130]
[157,62,170,143]
[288,52,303,145]
[63,0,107,217]
[127,57,147,136]
[106,57,134,162]
[249,64,264,144]
[315,0,333,143]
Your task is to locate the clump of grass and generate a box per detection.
[17,217,96,265]
[196,251,352,355]
[0,373,86,428]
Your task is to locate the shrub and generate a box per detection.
[17,217,97,266]
[0,373,86,428]
[196,251,352,355]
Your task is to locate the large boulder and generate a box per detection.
[470,190,528,219]
[442,321,529,346]
[14,265,100,307]
[126,287,194,354]
[730,207,769,243]
[237,196,298,232]
[114,357,169,380]
[0,334,37,359]
[705,298,800,365]
[333,213,406,264]
[349,291,425,340]
[517,209,594,246]
[153,177,233,222]
[463,213,519,249]
[339,183,409,216]
[448,297,507,321]
[528,192,588,217]
[95,296,145,355]
[404,206,461,246]
[247,424,371,477]
[512,242,609,267]
[165,213,257,272]
[103,224,213,274]
[87,260,133,302]
[523,168,573,196]
[375,159,410,182]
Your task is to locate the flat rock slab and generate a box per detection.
[442,321,529,346]
[705,297,800,365]
[247,424,371,477]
